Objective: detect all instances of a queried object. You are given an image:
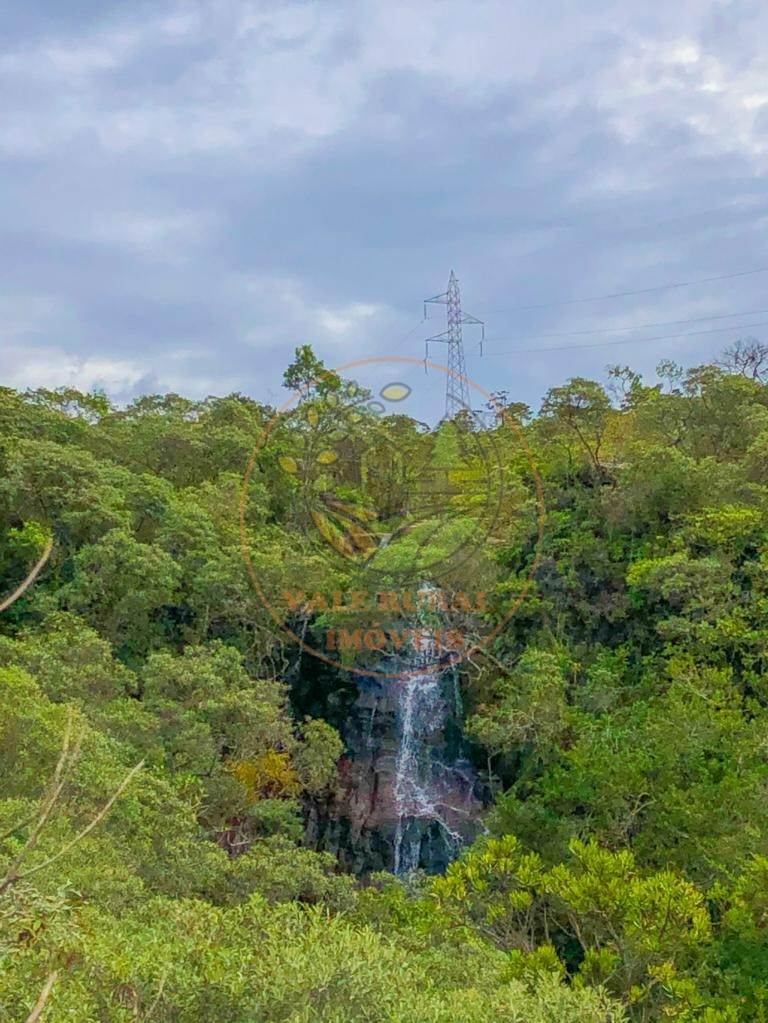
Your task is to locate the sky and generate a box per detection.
[1,0,767,421]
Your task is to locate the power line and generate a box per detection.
[497,266,768,313]
[389,316,428,355]
[471,318,768,358]
[480,306,768,345]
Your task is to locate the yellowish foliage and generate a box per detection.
[229,750,301,803]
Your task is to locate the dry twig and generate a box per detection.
[0,538,53,614]
[24,970,58,1023]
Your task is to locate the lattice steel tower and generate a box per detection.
[424,271,484,419]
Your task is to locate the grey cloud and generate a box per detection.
[1,0,768,419]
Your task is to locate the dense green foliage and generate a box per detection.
[1,348,768,1020]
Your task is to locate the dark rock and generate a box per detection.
[306,665,486,877]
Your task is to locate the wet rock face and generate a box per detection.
[306,669,486,877]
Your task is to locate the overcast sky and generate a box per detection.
[1,0,767,419]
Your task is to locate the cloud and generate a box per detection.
[1,345,145,395]
[2,0,768,418]
[83,211,217,260]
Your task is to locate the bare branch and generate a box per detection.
[0,759,144,894]
[142,967,170,1022]
[0,711,81,874]
[24,970,58,1023]
[0,537,53,614]
[718,338,768,382]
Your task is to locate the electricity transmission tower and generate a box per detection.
[424,271,484,419]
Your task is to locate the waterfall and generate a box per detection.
[310,585,485,877]
[390,588,469,876]
[392,666,463,875]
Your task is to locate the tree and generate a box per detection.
[540,378,612,475]
[282,344,342,397]
[718,337,768,382]
[56,529,181,659]
[466,650,572,780]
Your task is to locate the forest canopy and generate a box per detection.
[2,344,768,1021]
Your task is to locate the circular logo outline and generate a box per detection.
[240,356,545,679]
[289,397,506,583]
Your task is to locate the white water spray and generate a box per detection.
[391,603,464,875]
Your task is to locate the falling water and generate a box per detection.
[309,585,485,877]
[391,611,467,875]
